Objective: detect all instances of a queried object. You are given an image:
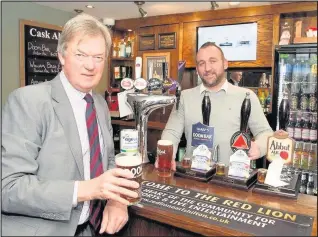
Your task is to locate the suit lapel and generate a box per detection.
[51,77,84,179]
[93,93,108,171]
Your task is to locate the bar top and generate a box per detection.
[130,164,317,236]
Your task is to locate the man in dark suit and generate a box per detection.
[2,13,139,236]
[228,71,243,86]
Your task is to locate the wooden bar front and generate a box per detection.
[119,164,317,236]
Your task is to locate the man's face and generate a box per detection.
[232,72,243,82]
[58,33,106,93]
[196,46,228,88]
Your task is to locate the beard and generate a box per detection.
[200,71,225,88]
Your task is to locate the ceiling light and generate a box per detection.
[134,1,147,18]
[128,29,132,32]
[210,1,219,10]
[74,9,83,14]
[86,5,94,9]
[229,2,240,6]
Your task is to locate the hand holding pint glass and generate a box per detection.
[115,153,143,205]
[156,140,174,177]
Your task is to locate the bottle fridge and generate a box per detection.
[271,43,317,196]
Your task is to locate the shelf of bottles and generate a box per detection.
[278,52,317,196]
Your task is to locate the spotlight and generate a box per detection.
[210,1,219,10]
[134,1,147,18]
[74,9,83,14]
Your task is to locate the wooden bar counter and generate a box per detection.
[119,164,317,236]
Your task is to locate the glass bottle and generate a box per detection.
[286,113,295,139]
[301,114,310,142]
[125,37,132,58]
[112,42,117,57]
[306,173,315,196]
[300,143,310,170]
[293,141,302,170]
[299,171,307,194]
[308,143,317,172]
[300,87,309,112]
[309,84,317,112]
[259,90,266,111]
[292,59,301,82]
[294,113,302,141]
[309,114,317,143]
[119,39,126,57]
[290,83,299,110]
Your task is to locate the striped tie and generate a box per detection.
[84,94,104,232]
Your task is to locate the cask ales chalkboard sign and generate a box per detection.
[20,20,62,86]
[139,181,314,236]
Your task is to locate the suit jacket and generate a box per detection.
[1,75,115,236]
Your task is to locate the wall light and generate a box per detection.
[134,1,147,18]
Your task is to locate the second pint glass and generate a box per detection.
[115,153,142,205]
[157,140,173,177]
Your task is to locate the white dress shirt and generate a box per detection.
[60,71,104,225]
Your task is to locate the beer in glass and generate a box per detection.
[115,153,142,205]
[157,140,173,177]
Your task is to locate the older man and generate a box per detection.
[2,14,138,236]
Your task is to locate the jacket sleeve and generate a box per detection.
[1,89,74,221]
[248,90,273,157]
[161,92,185,158]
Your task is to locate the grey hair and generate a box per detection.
[57,13,112,56]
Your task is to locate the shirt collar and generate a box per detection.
[60,70,92,101]
[199,79,228,95]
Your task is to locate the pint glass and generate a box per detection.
[115,153,142,205]
[157,140,173,177]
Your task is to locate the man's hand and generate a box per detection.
[77,168,139,205]
[154,159,176,171]
[248,141,261,160]
[99,200,128,234]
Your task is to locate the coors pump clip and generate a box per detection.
[210,92,258,190]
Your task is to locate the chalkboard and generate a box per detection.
[20,20,62,86]
[140,181,314,236]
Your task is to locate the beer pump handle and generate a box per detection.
[162,62,167,94]
[279,92,290,131]
[202,91,211,126]
[240,92,251,133]
[176,86,181,110]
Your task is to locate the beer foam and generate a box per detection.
[157,140,173,146]
[115,155,142,167]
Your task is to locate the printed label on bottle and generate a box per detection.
[287,127,294,138]
[300,97,309,110]
[291,95,298,110]
[310,129,317,141]
[309,97,317,112]
[294,128,302,139]
[302,128,310,140]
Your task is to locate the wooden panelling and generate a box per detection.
[137,24,179,80]
[182,15,274,68]
[115,2,317,30]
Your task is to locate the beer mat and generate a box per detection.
[209,168,258,191]
[175,163,216,182]
[139,181,314,236]
[252,173,301,199]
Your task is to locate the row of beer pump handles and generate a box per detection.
[201,88,290,168]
